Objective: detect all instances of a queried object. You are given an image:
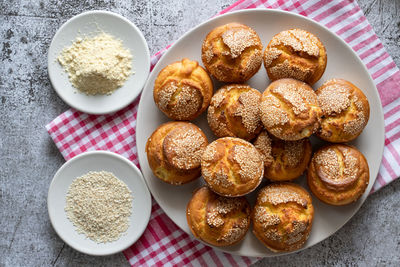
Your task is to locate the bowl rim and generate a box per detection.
[47,10,150,115]
[136,8,385,257]
[47,150,152,256]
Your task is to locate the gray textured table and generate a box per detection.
[1,0,399,266]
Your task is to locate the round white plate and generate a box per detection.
[136,9,385,257]
[47,151,151,256]
[48,10,150,115]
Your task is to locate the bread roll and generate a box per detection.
[201,137,264,197]
[263,28,327,85]
[202,23,263,83]
[316,79,370,143]
[207,84,262,140]
[307,144,369,205]
[146,121,208,185]
[252,183,314,252]
[260,78,322,141]
[253,131,312,181]
[186,186,251,246]
[153,58,213,121]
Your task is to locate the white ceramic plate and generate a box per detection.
[48,10,150,114]
[47,151,151,256]
[136,9,385,257]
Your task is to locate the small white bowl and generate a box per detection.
[48,10,150,114]
[47,151,151,256]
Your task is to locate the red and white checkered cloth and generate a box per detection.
[46,0,400,265]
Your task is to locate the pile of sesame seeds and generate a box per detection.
[65,171,133,243]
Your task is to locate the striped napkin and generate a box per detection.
[46,0,400,265]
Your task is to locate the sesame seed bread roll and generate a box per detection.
[252,183,314,252]
[307,144,369,206]
[260,78,322,141]
[186,186,251,247]
[146,121,208,185]
[263,29,327,85]
[316,79,370,143]
[153,58,213,121]
[201,23,263,83]
[253,131,312,181]
[207,84,262,141]
[201,137,264,197]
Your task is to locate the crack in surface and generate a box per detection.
[52,243,65,266]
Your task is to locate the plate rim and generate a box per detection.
[136,8,385,257]
[47,10,150,115]
[47,150,152,256]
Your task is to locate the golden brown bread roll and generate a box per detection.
[146,121,208,185]
[260,78,322,141]
[186,186,251,247]
[201,23,263,83]
[253,131,312,181]
[307,144,369,206]
[207,84,262,141]
[153,58,213,121]
[252,183,314,252]
[263,28,327,85]
[316,79,370,143]
[201,137,264,197]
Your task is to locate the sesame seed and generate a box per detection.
[271,83,309,115]
[260,186,308,207]
[269,29,320,57]
[284,140,305,167]
[260,95,290,127]
[253,206,281,227]
[317,83,351,115]
[163,125,207,170]
[253,131,273,168]
[65,171,133,243]
[157,83,202,120]
[314,146,359,189]
[222,29,259,58]
[201,137,263,196]
[234,89,262,134]
[263,47,282,67]
[233,144,263,182]
[269,59,312,81]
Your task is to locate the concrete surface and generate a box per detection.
[0,0,399,266]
